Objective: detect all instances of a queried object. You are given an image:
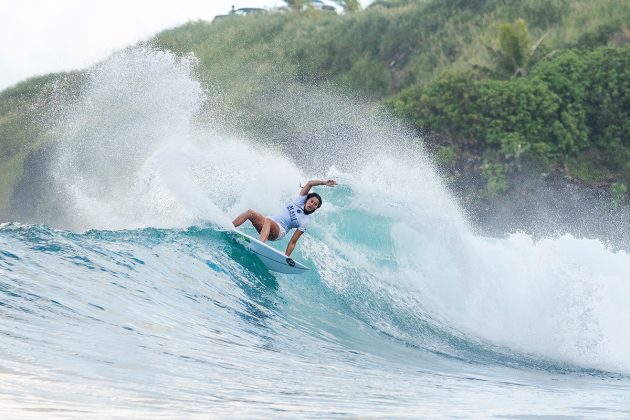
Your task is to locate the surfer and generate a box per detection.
[232,179,336,256]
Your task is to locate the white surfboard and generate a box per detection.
[229,229,310,275]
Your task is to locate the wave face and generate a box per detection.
[1,48,630,417]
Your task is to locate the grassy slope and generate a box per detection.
[0,71,84,215]
[0,75,55,214]
[153,0,630,93]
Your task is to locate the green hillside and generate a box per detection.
[0,72,81,215]
[1,0,629,221]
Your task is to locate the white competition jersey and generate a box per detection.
[271,195,310,234]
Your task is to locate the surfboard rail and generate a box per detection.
[229,229,310,275]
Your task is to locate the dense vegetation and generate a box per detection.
[1,0,629,222]
[390,46,630,190]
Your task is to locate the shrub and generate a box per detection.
[434,145,456,166]
[610,182,627,208]
[480,160,509,193]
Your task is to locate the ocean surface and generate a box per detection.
[1,47,629,418]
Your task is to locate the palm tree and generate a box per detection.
[337,0,361,12]
[483,19,551,78]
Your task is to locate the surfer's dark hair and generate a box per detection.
[304,192,322,215]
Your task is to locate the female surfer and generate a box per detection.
[232,179,336,256]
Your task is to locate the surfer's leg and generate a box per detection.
[232,209,266,232]
[260,218,281,242]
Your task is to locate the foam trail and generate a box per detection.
[44,47,308,231]
[47,47,206,229]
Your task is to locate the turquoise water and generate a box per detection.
[1,47,629,417]
[1,223,629,417]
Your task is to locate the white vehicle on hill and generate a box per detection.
[303,0,342,13]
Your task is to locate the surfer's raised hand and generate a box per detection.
[300,179,336,195]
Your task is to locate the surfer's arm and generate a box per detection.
[285,230,303,256]
[299,179,337,196]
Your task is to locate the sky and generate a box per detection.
[0,0,370,91]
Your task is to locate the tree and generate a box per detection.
[484,19,550,78]
[336,0,362,13]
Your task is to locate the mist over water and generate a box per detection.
[2,47,630,416]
